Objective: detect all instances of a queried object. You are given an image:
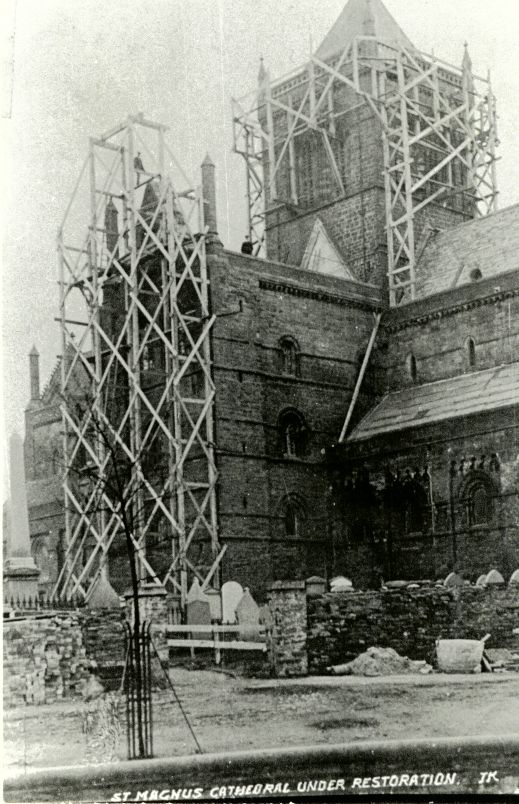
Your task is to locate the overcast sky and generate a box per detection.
[2,0,519,469]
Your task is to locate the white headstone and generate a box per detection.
[485,569,505,586]
[509,569,519,586]
[330,576,353,592]
[221,580,244,624]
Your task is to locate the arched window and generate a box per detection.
[280,494,306,537]
[279,336,300,376]
[466,337,476,369]
[471,485,491,525]
[460,471,495,528]
[406,353,417,382]
[278,408,307,458]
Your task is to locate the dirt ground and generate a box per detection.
[4,669,519,772]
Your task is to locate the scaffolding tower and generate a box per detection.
[232,37,498,304]
[54,114,223,606]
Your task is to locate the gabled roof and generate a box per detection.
[316,0,415,62]
[300,218,356,280]
[348,362,519,442]
[415,204,519,299]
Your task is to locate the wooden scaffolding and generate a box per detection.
[54,114,223,606]
[232,37,498,305]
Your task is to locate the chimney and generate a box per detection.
[201,154,220,243]
[29,345,40,401]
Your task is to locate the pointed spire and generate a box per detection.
[462,41,472,73]
[316,0,415,62]
[362,0,376,36]
[462,41,474,108]
[202,153,214,167]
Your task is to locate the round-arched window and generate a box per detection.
[279,336,300,377]
[278,409,307,457]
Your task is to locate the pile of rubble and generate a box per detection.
[329,646,432,677]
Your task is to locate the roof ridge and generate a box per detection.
[40,356,62,401]
[431,203,519,239]
[381,362,514,398]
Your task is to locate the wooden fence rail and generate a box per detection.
[166,624,268,663]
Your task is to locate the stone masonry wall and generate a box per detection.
[267,581,308,677]
[209,246,380,598]
[3,613,91,707]
[3,609,126,707]
[307,586,519,674]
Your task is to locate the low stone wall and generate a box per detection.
[307,586,519,674]
[3,609,126,707]
[451,587,519,648]
[81,609,126,689]
[3,613,91,706]
[307,587,451,672]
[265,581,519,676]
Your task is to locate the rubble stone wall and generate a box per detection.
[3,609,126,707]
[3,613,91,707]
[307,586,519,674]
[267,580,308,677]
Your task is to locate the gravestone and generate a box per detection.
[509,569,519,586]
[236,587,260,640]
[485,569,505,586]
[204,588,222,621]
[221,580,243,624]
[330,576,354,592]
[186,579,211,628]
[444,571,463,588]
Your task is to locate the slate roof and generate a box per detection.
[316,0,415,62]
[348,362,519,442]
[415,204,519,299]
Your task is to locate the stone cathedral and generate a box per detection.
[18,0,519,600]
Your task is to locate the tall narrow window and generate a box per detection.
[281,494,305,538]
[278,409,307,458]
[284,502,298,536]
[466,337,476,369]
[471,485,491,526]
[279,336,300,376]
[406,353,417,382]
